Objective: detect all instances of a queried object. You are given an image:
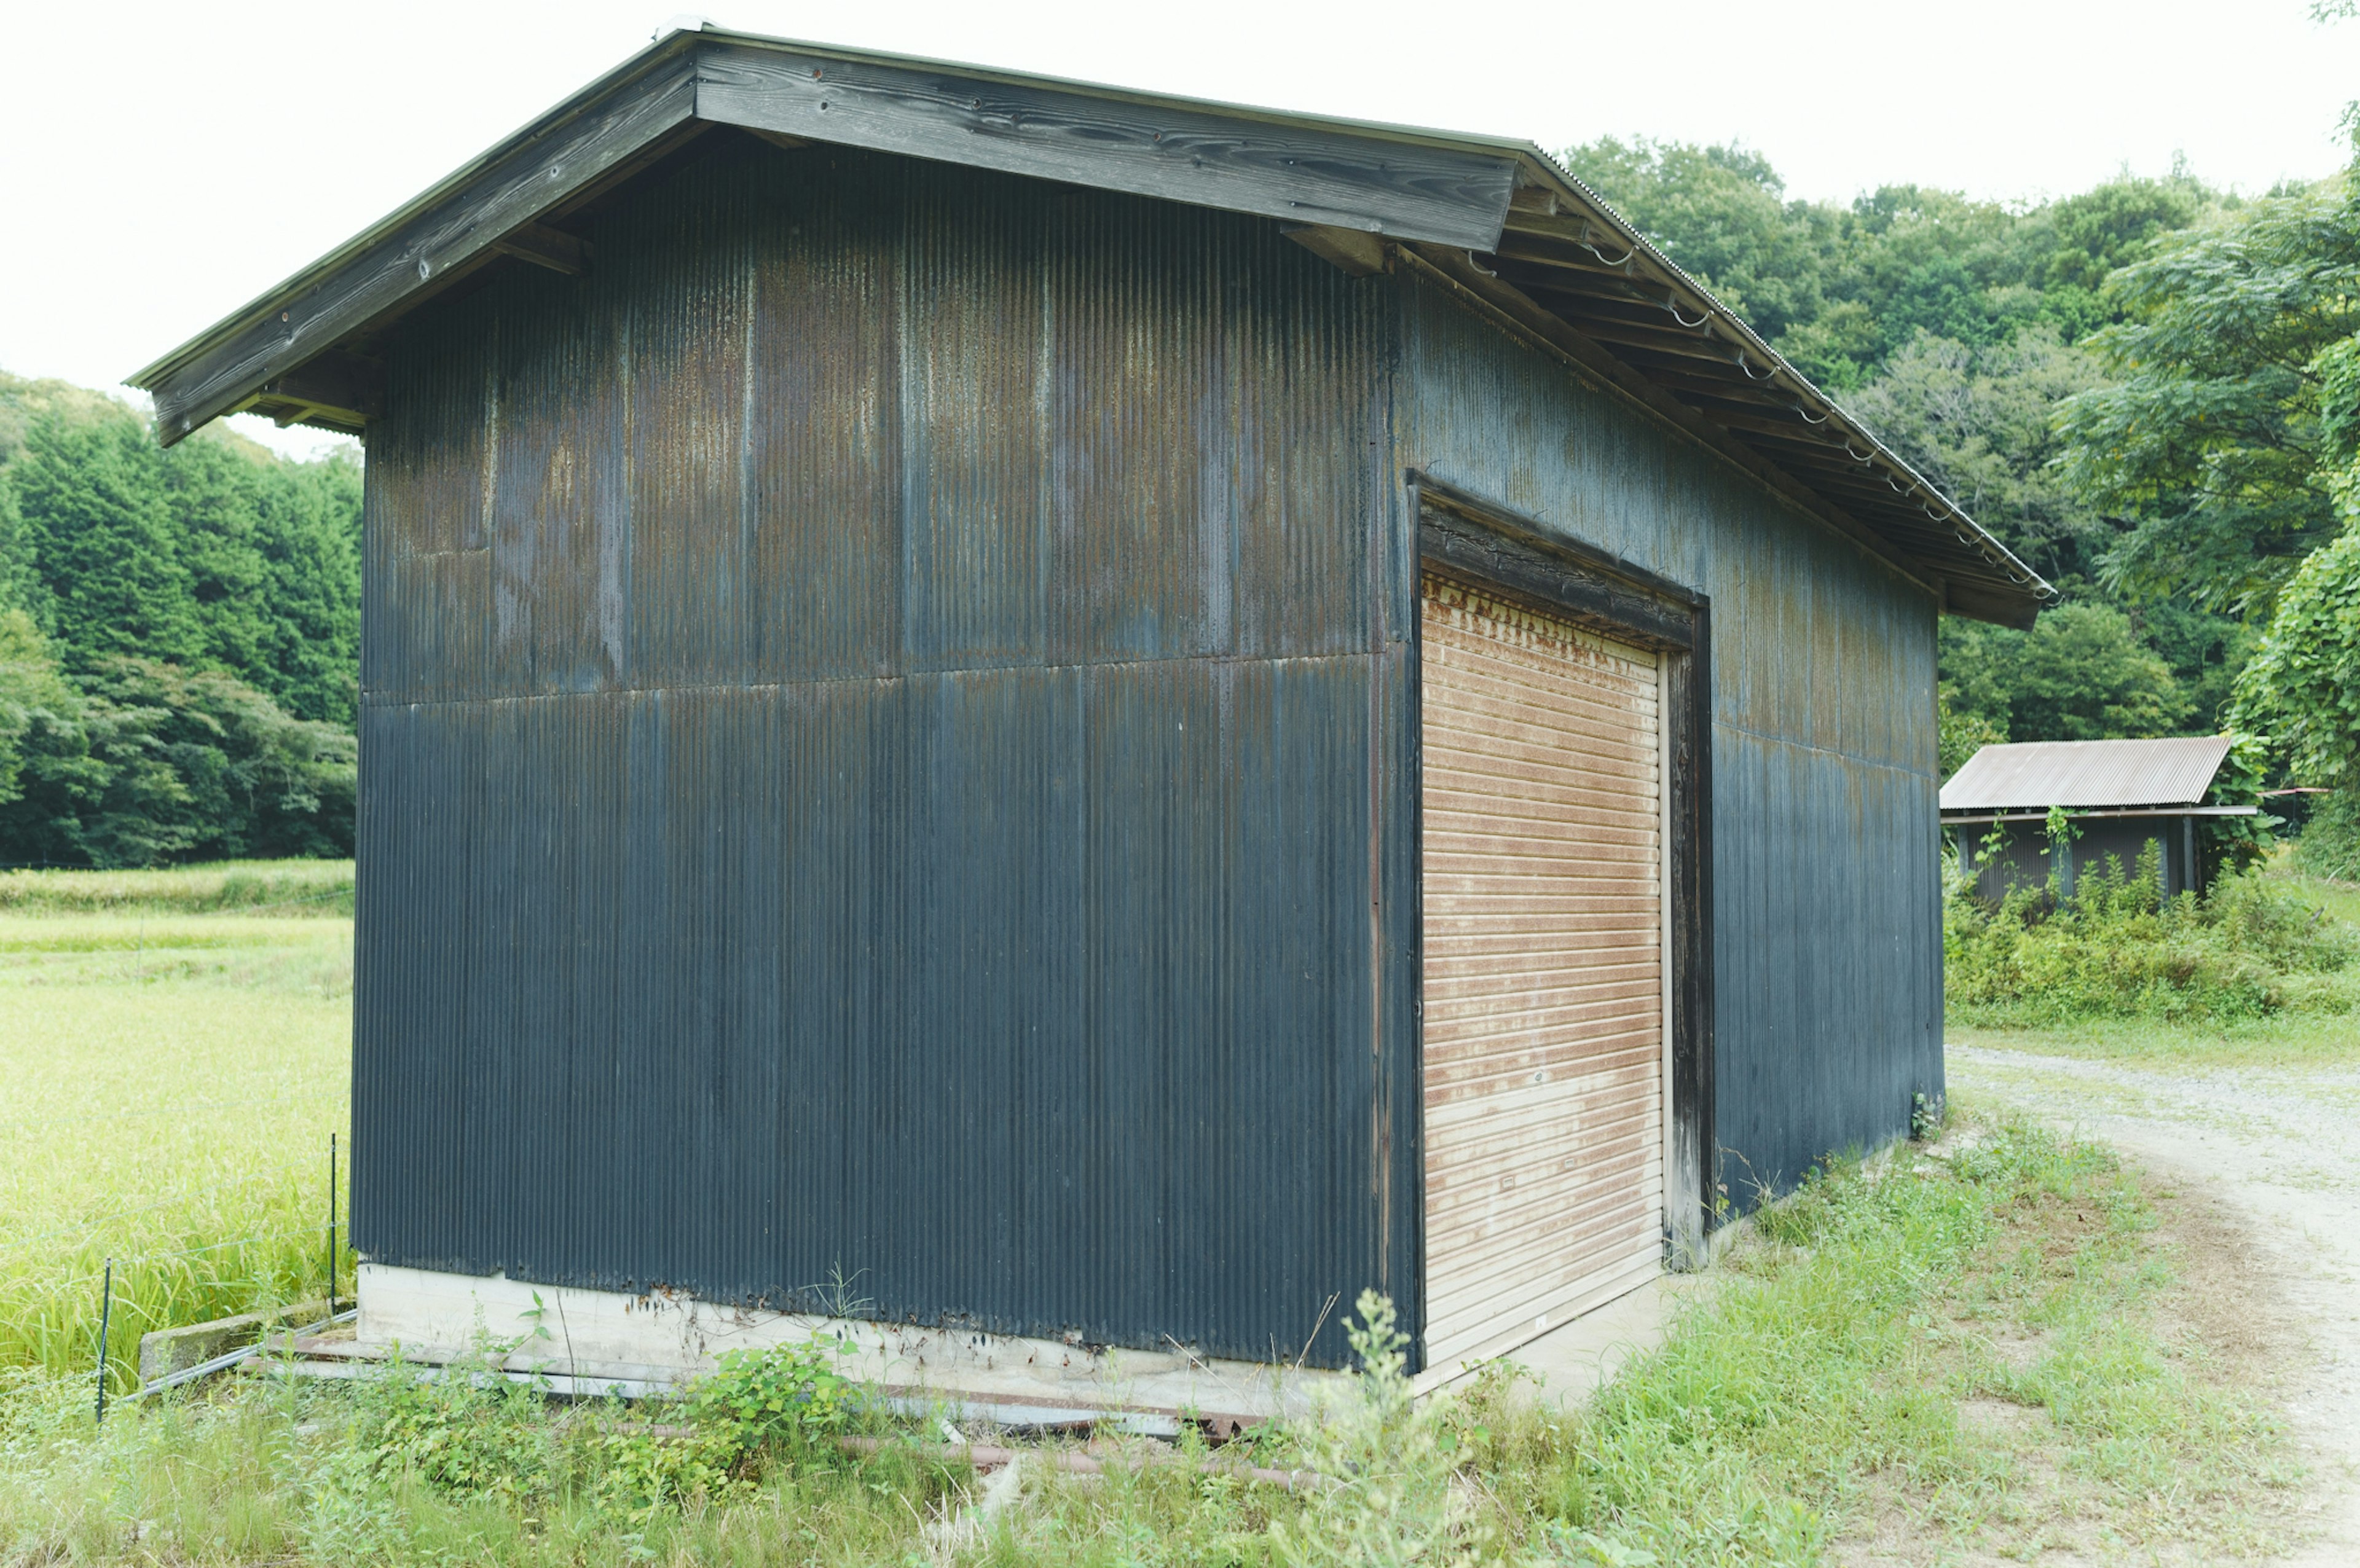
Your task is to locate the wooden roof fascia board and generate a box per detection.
[137,56,699,445]
[132,30,1520,443]
[130,34,705,397]
[1398,242,1946,611]
[689,41,1520,248]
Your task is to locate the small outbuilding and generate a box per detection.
[1941,737,2252,902]
[133,26,2049,1408]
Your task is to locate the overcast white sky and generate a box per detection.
[5,0,2354,458]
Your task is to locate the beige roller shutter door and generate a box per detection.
[1420,573,1664,1373]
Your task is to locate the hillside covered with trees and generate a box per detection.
[0,375,360,866]
[1564,133,2360,850]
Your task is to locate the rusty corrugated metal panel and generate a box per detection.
[1938,737,2235,813]
[352,138,1406,1369]
[1417,576,1662,1370]
[1394,269,1942,1217]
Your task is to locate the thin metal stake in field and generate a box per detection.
[93,1258,112,1422]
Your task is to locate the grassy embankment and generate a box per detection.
[0,860,352,1387]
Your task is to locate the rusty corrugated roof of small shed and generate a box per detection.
[127,23,2050,627]
[1939,737,2237,813]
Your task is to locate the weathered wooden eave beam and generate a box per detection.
[688,41,1522,250]
[1398,243,1947,610]
[492,222,594,275]
[138,55,700,445]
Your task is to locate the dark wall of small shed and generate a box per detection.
[352,137,1415,1368]
[1392,278,1944,1212]
[1959,818,2194,903]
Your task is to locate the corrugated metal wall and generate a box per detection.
[356,128,1945,1366]
[1393,278,1943,1213]
[354,139,1412,1366]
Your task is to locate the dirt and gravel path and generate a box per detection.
[1953,1043,2360,1564]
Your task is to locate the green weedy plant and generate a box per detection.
[687,1333,864,1460]
[583,1421,749,1523]
[345,1342,556,1504]
[1267,1290,1482,1567]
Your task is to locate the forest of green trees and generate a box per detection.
[1562,135,2360,833]
[0,375,360,866]
[6,126,2360,865]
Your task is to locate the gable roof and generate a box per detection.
[1939,737,2238,813]
[128,24,2052,628]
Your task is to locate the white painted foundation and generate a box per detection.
[356,1263,1336,1422]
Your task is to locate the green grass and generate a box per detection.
[0,1113,2293,1566]
[0,858,353,917]
[1950,1014,2360,1069]
[0,867,351,1390]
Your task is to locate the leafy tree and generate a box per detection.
[0,635,356,868]
[2231,525,2360,787]
[0,402,363,727]
[1941,603,2190,743]
[7,412,202,665]
[1938,692,2007,781]
[1846,326,2109,582]
[76,658,357,861]
[2056,181,2360,613]
[0,610,90,821]
[0,385,363,866]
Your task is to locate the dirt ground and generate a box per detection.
[1954,1043,2360,1565]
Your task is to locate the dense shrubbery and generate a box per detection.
[1946,846,2359,1024]
[2292,791,2360,881]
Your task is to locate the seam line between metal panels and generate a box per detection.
[358,653,1388,708]
[1710,719,1935,779]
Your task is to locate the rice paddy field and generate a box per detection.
[0,861,354,1392]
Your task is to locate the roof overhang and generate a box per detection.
[1941,806,2257,825]
[129,25,2051,628]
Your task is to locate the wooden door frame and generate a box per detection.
[1404,471,1717,1311]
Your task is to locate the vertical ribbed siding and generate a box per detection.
[353,138,1404,1366]
[1394,272,1942,1215]
[1417,577,1663,1370]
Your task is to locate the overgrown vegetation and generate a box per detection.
[0,855,351,915]
[0,1116,2297,1565]
[1946,846,2360,1025]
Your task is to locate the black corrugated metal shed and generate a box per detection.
[135,25,2048,1374]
